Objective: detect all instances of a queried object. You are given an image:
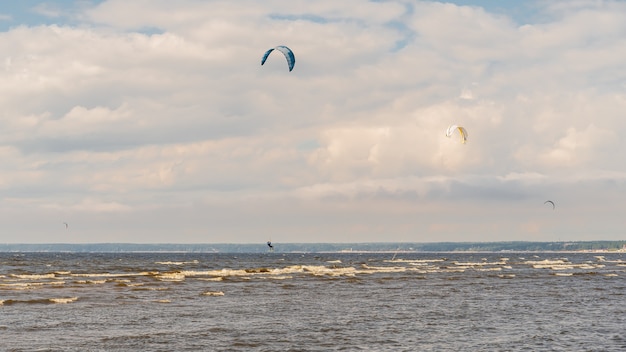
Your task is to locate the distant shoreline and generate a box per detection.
[1,241,625,253]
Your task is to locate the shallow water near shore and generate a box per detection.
[1,251,625,351]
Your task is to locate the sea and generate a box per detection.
[1,251,625,351]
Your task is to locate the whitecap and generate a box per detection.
[155,260,199,265]
[202,291,224,296]
[525,259,568,266]
[71,272,154,278]
[197,277,223,282]
[359,264,407,274]
[198,268,251,277]
[49,297,78,304]
[302,265,357,277]
[259,275,293,280]
[74,279,107,285]
[385,258,446,264]
[498,274,516,279]
[10,273,56,280]
[155,272,186,282]
[270,265,305,275]
[0,281,66,290]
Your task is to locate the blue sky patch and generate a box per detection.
[0,0,104,31]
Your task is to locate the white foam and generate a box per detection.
[155,272,186,282]
[71,272,154,278]
[526,259,571,269]
[135,286,169,291]
[406,262,430,266]
[155,260,199,265]
[125,283,145,287]
[524,259,566,265]
[0,281,66,290]
[202,291,225,296]
[49,297,78,304]
[0,282,36,290]
[498,274,516,279]
[259,275,293,280]
[302,265,357,277]
[270,265,306,275]
[197,277,223,282]
[454,261,508,266]
[183,266,302,278]
[430,268,466,273]
[200,268,251,277]
[74,279,107,285]
[359,264,408,274]
[385,259,446,264]
[531,261,600,270]
[543,265,574,270]
[10,273,56,280]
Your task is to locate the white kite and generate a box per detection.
[446,125,468,144]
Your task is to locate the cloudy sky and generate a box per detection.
[1,0,625,244]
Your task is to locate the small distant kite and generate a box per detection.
[544,200,555,210]
[63,222,69,229]
[261,46,295,72]
[267,241,274,251]
[446,124,468,144]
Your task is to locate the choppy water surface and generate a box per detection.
[1,251,625,351]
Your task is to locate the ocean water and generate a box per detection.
[1,251,625,351]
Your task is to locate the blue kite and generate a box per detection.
[261,45,295,72]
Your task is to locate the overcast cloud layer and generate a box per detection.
[1,0,625,243]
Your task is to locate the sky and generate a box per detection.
[1,0,626,244]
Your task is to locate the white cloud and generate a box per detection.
[1,0,626,243]
[537,124,615,167]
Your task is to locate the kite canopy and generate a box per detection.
[544,200,555,210]
[446,125,468,144]
[261,46,295,72]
